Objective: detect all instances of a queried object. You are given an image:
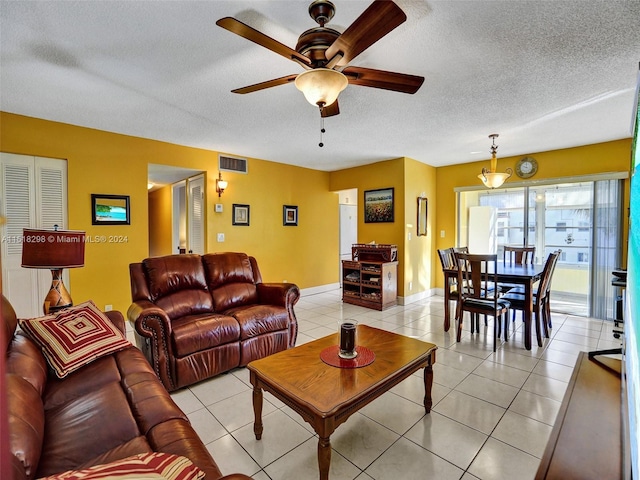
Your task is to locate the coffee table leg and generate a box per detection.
[423,364,434,413]
[252,385,263,440]
[318,436,331,480]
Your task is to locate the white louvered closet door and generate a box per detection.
[187,174,205,254]
[0,153,67,317]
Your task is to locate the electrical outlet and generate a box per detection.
[408,282,412,291]
[440,230,445,238]
[217,233,225,242]
[408,232,411,240]
[105,304,113,312]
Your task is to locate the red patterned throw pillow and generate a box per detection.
[19,300,131,378]
[38,452,205,479]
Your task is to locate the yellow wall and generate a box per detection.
[403,158,437,297]
[0,112,339,313]
[1,111,632,309]
[435,139,632,288]
[329,157,437,298]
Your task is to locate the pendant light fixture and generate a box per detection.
[478,134,512,189]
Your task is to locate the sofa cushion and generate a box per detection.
[37,356,144,477]
[18,301,131,378]
[203,253,259,311]
[211,283,258,312]
[143,254,207,298]
[7,374,44,480]
[171,313,240,357]
[143,255,213,319]
[39,452,205,480]
[202,252,255,288]
[6,333,49,396]
[225,305,289,340]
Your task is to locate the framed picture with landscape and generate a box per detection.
[91,194,130,225]
[364,188,394,223]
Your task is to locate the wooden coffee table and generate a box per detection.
[247,325,437,480]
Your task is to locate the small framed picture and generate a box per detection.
[232,204,250,226]
[283,205,298,226]
[364,187,394,223]
[91,194,130,225]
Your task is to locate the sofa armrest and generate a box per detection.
[219,475,255,480]
[104,310,126,335]
[256,282,300,308]
[126,301,176,391]
[257,283,300,347]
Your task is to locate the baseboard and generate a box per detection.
[397,288,438,305]
[300,283,341,296]
[300,284,442,305]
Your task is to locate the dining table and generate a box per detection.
[442,262,545,350]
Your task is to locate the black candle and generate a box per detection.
[340,322,357,354]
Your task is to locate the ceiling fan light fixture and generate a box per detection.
[295,68,348,108]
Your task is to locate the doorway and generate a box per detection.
[338,189,358,283]
[147,164,204,256]
[171,175,205,255]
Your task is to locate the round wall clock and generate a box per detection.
[516,156,538,179]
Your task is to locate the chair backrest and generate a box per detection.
[537,249,561,303]
[437,248,455,270]
[455,252,498,301]
[503,246,536,265]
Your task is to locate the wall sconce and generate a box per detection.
[21,226,85,314]
[216,172,228,197]
[478,134,513,189]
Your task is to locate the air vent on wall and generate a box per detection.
[219,155,248,174]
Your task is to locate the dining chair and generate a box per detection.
[501,245,536,295]
[503,245,536,265]
[438,248,459,325]
[453,252,511,352]
[501,249,562,346]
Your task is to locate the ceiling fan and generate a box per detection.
[216,0,425,118]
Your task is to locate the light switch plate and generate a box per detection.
[217,233,225,242]
[215,204,223,213]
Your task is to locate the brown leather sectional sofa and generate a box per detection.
[128,252,300,391]
[2,295,252,480]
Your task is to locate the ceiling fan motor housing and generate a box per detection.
[296,27,341,65]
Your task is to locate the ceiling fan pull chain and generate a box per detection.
[319,115,326,147]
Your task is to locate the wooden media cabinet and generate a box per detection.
[342,244,398,311]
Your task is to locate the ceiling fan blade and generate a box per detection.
[321,100,340,117]
[324,0,406,67]
[343,66,424,94]
[231,74,298,94]
[216,17,311,67]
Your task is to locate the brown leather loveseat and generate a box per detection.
[2,295,252,480]
[128,252,300,391]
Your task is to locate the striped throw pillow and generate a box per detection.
[38,452,205,479]
[19,300,131,378]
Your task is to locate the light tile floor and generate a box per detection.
[169,290,623,480]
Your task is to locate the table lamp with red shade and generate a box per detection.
[21,226,85,314]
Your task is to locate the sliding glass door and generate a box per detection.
[457,178,623,319]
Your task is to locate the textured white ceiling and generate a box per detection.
[1,0,639,173]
